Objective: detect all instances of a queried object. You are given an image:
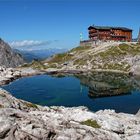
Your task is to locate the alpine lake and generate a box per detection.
[2,71,140,114]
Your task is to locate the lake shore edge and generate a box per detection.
[1,66,140,139]
[0,66,131,86]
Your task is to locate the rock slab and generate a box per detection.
[0,88,140,140]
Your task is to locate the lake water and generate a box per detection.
[2,72,140,114]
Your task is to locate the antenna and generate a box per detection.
[138,27,140,43]
[80,33,83,41]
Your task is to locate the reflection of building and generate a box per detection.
[75,72,134,98]
[88,87,130,98]
[88,25,132,42]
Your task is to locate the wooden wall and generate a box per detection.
[88,28,132,42]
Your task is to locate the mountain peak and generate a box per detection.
[0,38,25,68]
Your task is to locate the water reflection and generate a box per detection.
[75,72,140,98]
[2,72,140,114]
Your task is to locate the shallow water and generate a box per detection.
[2,72,140,114]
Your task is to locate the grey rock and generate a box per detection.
[0,88,140,140]
[0,66,43,86]
[0,38,24,68]
[136,109,140,117]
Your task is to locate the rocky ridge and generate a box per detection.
[0,38,24,68]
[0,88,140,140]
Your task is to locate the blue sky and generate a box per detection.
[0,0,140,50]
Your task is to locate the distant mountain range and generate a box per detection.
[14,48,68,62]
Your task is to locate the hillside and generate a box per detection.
[41,42,140,75]
[21,42,140,75]
[0,38,25,68]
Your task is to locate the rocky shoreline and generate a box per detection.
[0,88,140,140]
[0,66,88,86]
[0,66,45,86]
[0,66,130,86]
[45,68,129,74]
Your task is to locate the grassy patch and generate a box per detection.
[118,43,130,51]
[97,44,140,60]
[21,61,46,70]
[80,119,101,128]
[70,46,91,52]
[25,102,38,108]
[103,62,130,71]
[74,59,87,65]
[48,53,72,64]
[97,46,126,59]
[21,63,30,68]
[118,43,140,55]
[30,61,46,69]
[48,46,92,65]
[47,63,58,68]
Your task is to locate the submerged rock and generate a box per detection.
[0,88,140,140]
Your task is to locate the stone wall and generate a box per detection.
[80,40,116,47]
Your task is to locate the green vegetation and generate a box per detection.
[80,119,101,128]
[72,44,140,60]
[48,53,72,64]
[21,63,29,67]
[47,63,57,68]
[25,102,38,108]
[70,45,91,52]
[97,46,125,59]
[118,43,140,55]
[22,60,46,70]
[97,44,140,60]
[74,59,87,65]
[91,43,140,71]
[103,62,130,71]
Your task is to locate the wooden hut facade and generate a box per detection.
[88,25,132,42]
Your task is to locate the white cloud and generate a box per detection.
[10,40,50,48]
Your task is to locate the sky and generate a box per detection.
[0,0,140,50]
